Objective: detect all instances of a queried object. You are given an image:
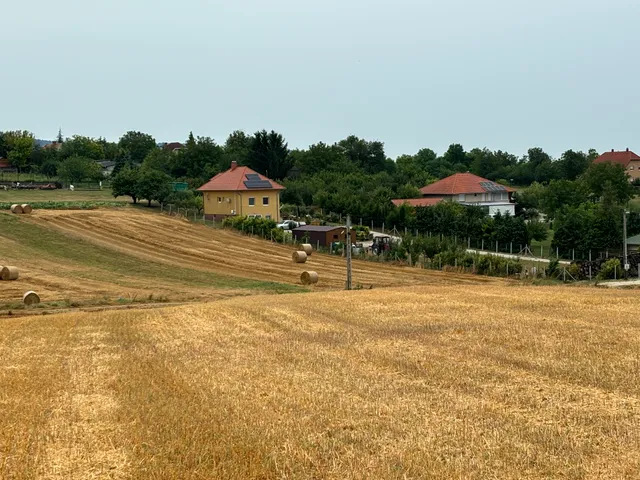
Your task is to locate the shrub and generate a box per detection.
[597,258,621,280]
[222,216,277,238]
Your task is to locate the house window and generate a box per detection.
[217,197,222,203]
[266,214,272,220]
[630,166,634,171]
[333,234,338,240]
[263,196,269,206]
[248,197,255,206]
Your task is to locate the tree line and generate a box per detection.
[2,127,637,258]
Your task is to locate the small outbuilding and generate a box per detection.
[292,225,356,247]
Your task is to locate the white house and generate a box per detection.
[393,173,516,216]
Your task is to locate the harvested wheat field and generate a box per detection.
[0,209,500,311]
[2,284,640,479]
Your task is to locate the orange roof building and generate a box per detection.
[198,161,285,221]
[593,149,640,181]
[393,173,516,216]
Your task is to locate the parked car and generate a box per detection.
[277,220,307,230]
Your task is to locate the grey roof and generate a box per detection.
[97,160,117,168]
[627,234,640,245]
[293,225,347,232]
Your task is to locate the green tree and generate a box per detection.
[442,144,468,171]
[2,131,35,176]
[558,150,590,180]
[57,155,103,183]
[137,169,172,206]
[580,162,633,205]
[7,137,35,174]
[338,136,391,174]
[97,137,123,161]
[118,131,157,164]
[141,148,173,175]
[396,183,422,199]
[0,131,8,158]
[538,179,589,220]
[179,133,224,182]
[111,166,141,204]
[222,130,252,169]
[247,130,292,179]
[60,136,104,160]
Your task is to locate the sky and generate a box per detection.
[2,0,639,158]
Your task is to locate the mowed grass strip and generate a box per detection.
[0,187,129,203]
[0,214,301,303]
[3,284,639,479]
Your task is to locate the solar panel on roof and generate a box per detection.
[243,173,273,189]
[480,181,506,193]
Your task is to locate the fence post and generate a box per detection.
[317,240,320,252]
[481,239,484,251]
[510,242,513,254]
[169,205,172,215]
[495,242,498,253]
[468,237,471,249]
[572,249,575,261]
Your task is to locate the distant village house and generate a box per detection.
[198,161,284,221]
[593,149,640,181]
[393,173,516,216]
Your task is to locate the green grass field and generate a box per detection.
[0,188,129,203]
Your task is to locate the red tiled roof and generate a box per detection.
[420,173,515,196]
[197,165,285,192]
[593,149,640,168]
[164,142,184,151]
[392,197,444,207]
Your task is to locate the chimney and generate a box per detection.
[231,161,238,171]
[627,148,630,152]
[612,149,615,152]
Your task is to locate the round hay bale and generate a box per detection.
[23,291,40,306]
[20,204,33,214]
[300,271,319,285]
[301,243,313,256]
[0,266,19,281]
[292,251,308,263]
[10,204,23,214]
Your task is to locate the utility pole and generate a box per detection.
[346,215,352,290]
[623,209,629,275]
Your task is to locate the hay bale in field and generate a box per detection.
[23,291,41,306]
[301,243,313,256]
[10,204,23,214]
[0,266,19,281]
[300,271,319,285]
[20,204,33,214]
[292,251,308,263]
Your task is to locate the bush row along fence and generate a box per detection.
[159,207,639,282]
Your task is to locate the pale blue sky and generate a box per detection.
[2,0,639,158]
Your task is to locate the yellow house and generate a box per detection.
[198,161,285,221]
